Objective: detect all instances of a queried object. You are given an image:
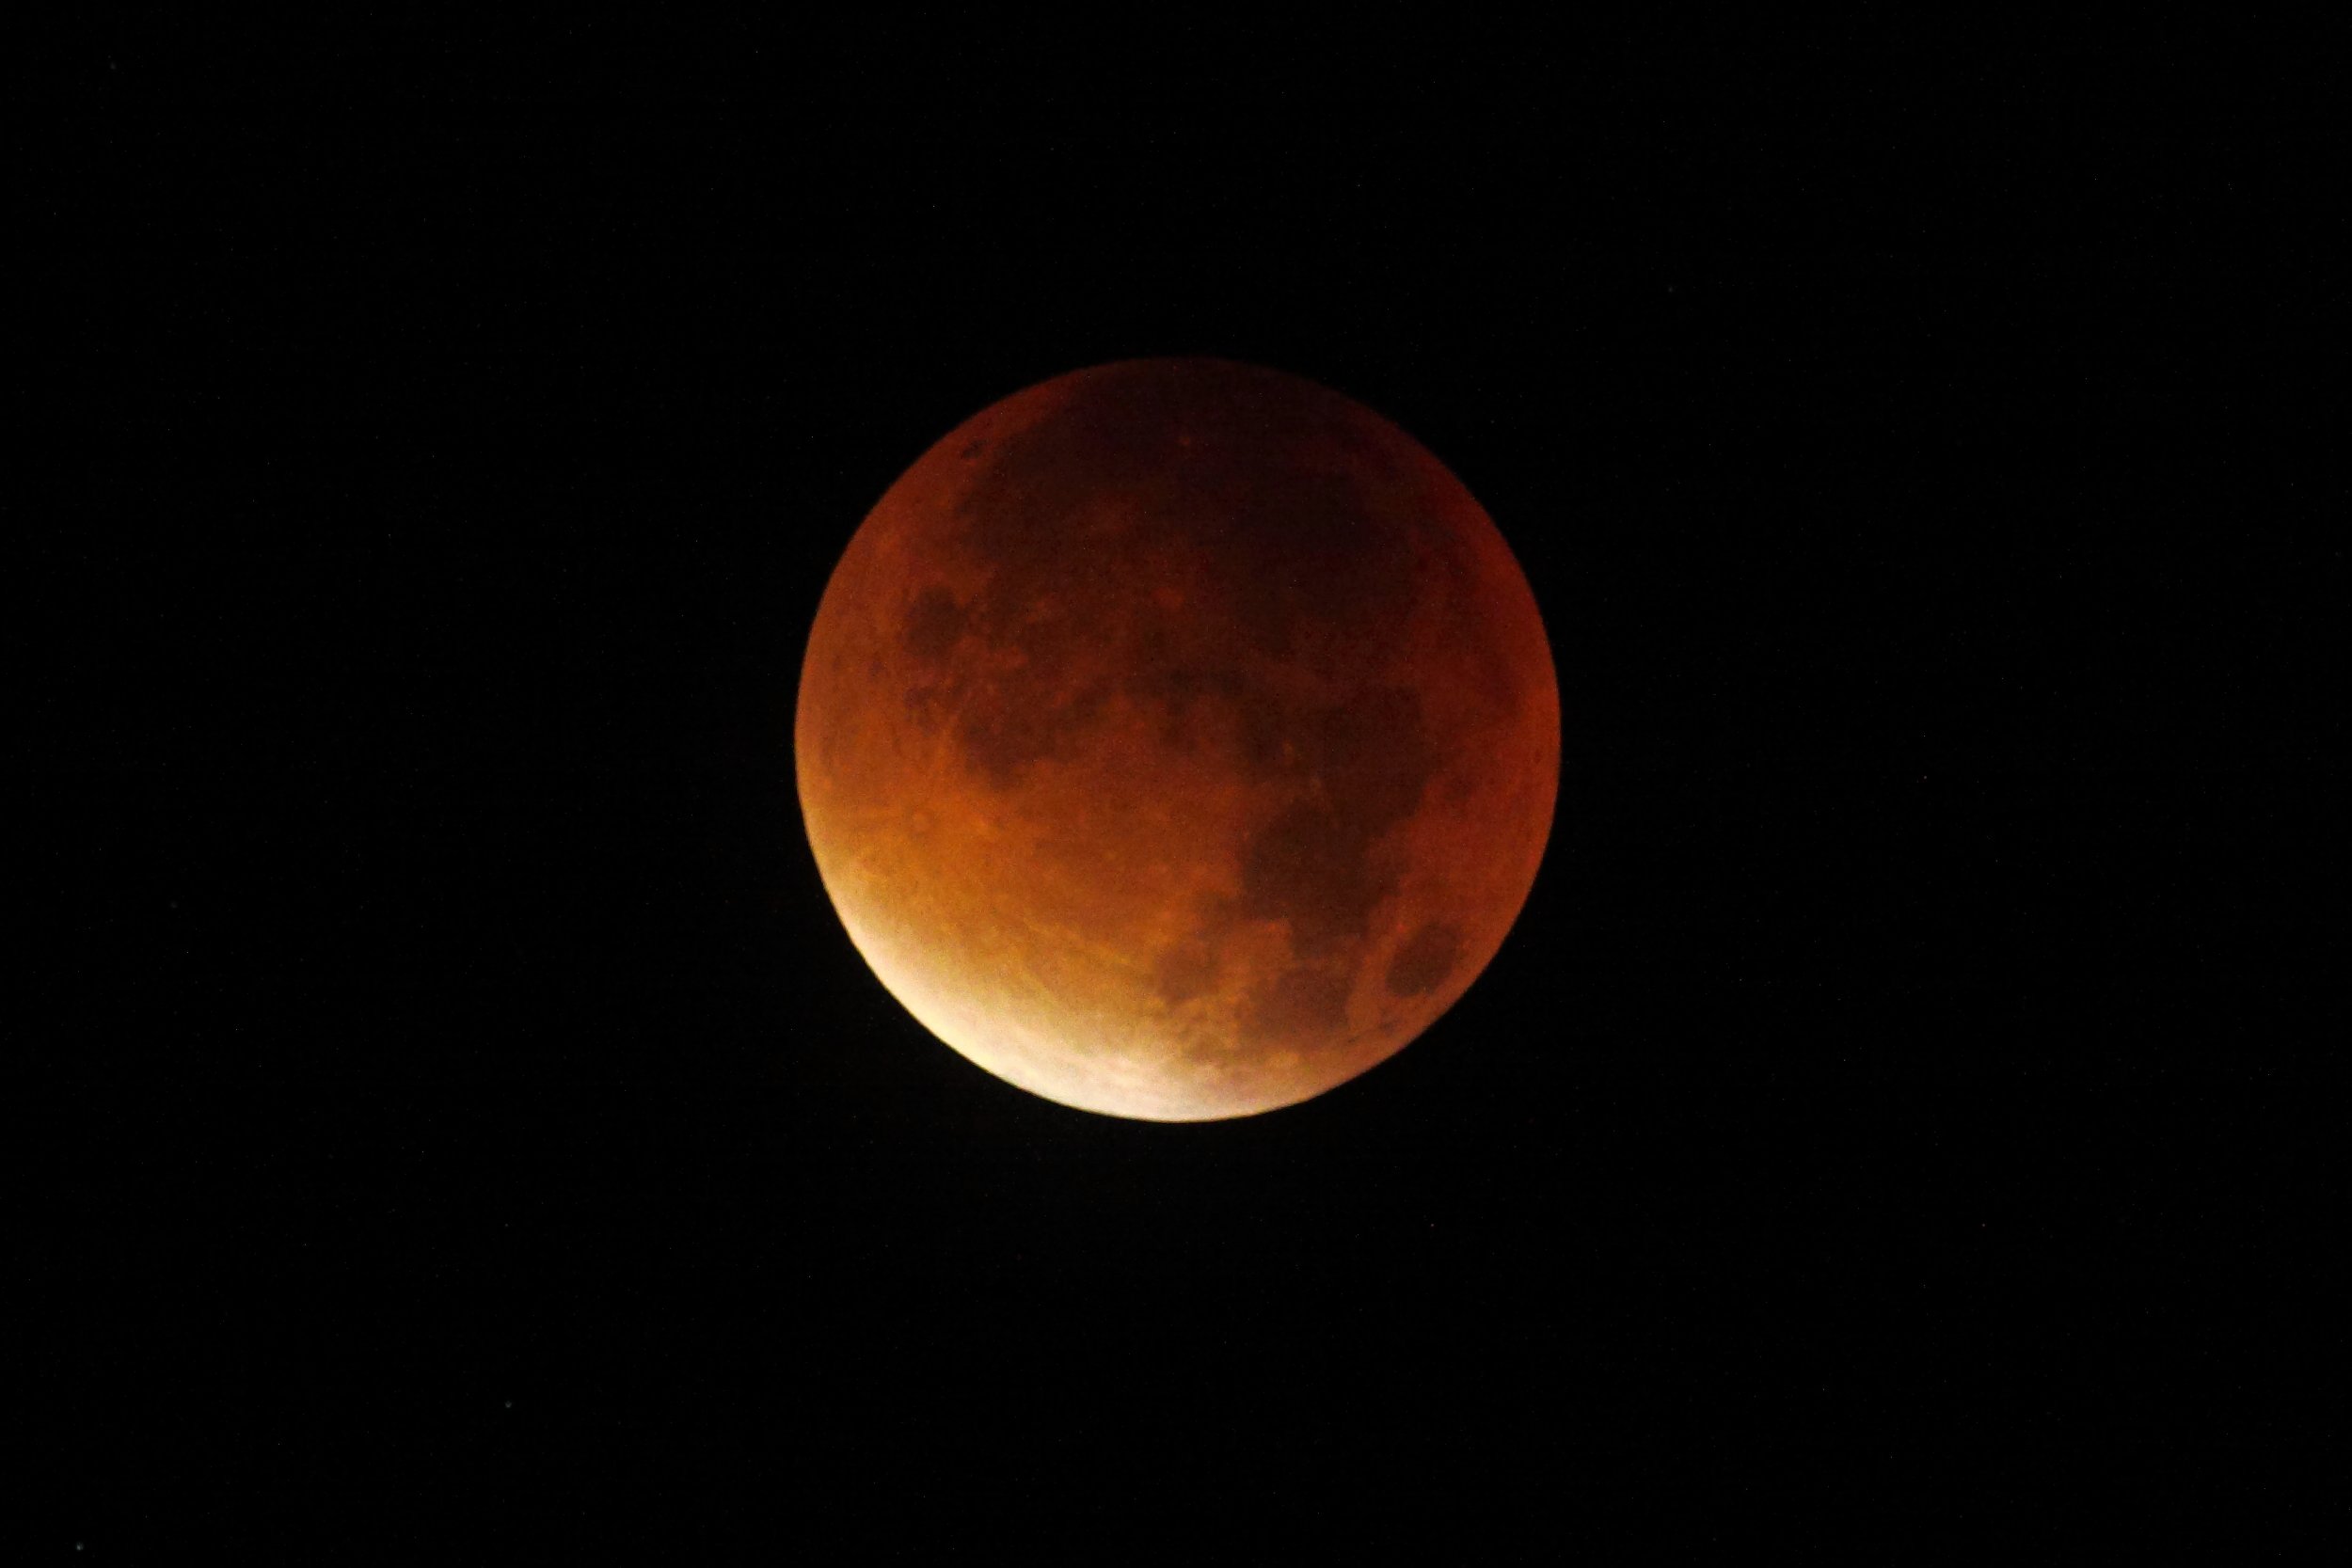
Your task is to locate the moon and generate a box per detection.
[795,358,1558,1120]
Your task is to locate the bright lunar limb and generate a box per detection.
[796,358,1558,1120]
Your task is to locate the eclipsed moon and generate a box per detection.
[795,358,1558,1121]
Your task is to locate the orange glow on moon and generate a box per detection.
[795,359,1559,1120]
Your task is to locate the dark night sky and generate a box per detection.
[30,18,2338,1557]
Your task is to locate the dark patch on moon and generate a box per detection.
[903,683,946,730]
[903,586,967,665]
[1232,685,1439,958]
[956,677,1115,790]
[1385,920,1465,998]
[952,361,1422,660]
[1153,941,1220,1007]
[1306,686,1436,820]
[1205,464,1420,664]
[1245,964,1354,1043]
[1237,800,1391,958]
[937,361,1454,816]
[1128,662,1248,753]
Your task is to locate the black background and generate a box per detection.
[31,19,2339,1557]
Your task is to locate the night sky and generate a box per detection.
[34,20,2333,1556]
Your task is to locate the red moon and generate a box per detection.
[796,359,1558,1120]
